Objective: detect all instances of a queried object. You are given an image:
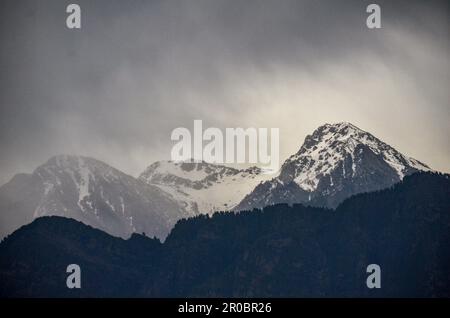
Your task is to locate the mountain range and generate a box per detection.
[139,160,271,215]
[0,122,432,239]
[1,172,448,297]
[238,122,430,210]
[0,156,185,239]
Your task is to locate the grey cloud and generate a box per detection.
[0,0,448,184]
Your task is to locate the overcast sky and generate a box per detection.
[0,0,448,184]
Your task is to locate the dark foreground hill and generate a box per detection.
[0,172,449,297]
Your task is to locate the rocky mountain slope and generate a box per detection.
[237,122,430,210]
[139,160,272,215]
[0,155,186,239]
[0,122,433,240]
[1,172,448,297]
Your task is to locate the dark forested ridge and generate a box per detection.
[0,172,449,297]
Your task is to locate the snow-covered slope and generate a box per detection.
[139,161,272,215]
[0,122,433,240]
[0,155,186,239]
[237,122,431,210]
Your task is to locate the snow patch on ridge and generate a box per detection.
[287,122,430,191]
[140,160,274,215]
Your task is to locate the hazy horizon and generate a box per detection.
[1,0,449,185]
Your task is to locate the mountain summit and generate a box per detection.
[237,122,430,209]
[0,123,433,240]
[139,160,270,215]
[0,155,186,239]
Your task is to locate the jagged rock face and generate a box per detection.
[139,161,271,215]
[0,155,186,239]
[0,122,433,240]
[237,122,430,210]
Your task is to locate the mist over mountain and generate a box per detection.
[237,122,430,210]
[0,122,433,240]
[0,0,447,300]
[0,155,186,239]
[139,160,271,215]
[1,172,448,297]
[139,122,431,217]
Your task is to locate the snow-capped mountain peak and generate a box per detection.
[140,160,243,186]
[0,155,186,239]
[237,122,431,210]
[0,123,435,240]
[284,122,430,191]
[139,160,271,215]
[34,155,139,217]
